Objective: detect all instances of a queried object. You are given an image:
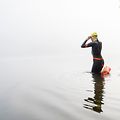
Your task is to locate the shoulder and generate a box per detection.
[97,40,102,43]
[96,40,102,45]
[98,41,102,45]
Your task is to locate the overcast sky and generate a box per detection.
[0,0,120,57]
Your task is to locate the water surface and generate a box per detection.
[0,55,120,120]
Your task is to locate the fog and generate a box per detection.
[0,0,120,57]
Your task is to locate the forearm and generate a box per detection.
[81,40,87,48]
[81,36,91,48]
[81,39,88,48]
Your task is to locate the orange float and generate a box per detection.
[101,66,111,77]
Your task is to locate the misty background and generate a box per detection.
[0,0,120,58]
[1,1,120,119]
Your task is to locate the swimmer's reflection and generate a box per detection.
[83,74,105,113]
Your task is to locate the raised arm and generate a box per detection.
[81,36,93,48]
[81,39,88,48]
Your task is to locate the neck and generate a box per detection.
[92,38,98,42]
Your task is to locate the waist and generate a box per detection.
[93,57,103,60]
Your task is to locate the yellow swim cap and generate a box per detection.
[91,32,98,37]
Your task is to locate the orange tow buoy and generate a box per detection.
[101,66,111,77]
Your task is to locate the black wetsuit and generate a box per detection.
[81,39,104,74]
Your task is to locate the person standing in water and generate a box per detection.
[81,32,104,74]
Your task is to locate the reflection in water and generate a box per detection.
[83,74,105,113]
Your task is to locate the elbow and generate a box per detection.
[81,44,84,48]
[81,45,85,48]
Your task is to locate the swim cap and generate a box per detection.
[91,32,98,37]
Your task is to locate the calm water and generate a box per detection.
[0,55,120,120]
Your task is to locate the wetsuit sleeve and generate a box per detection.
[87,42,94,47]
[81,40,94,48]
[81,40,88,48]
